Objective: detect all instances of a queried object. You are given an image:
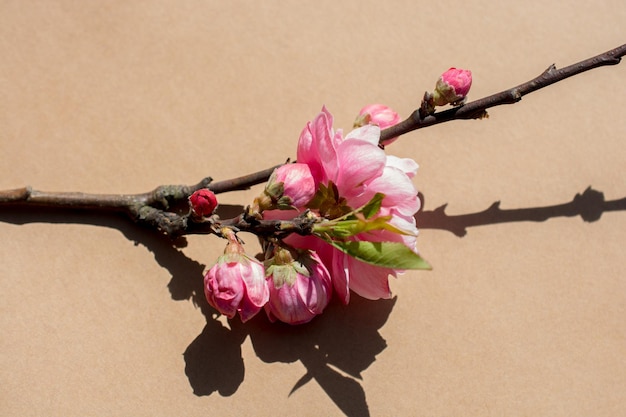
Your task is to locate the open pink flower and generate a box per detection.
[204,231,269,322]
[291,107,420,304]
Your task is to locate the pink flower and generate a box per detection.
[264,247,332,325]
[433,67,472,106]
[189,188,218,217]
[204,232,269,322]
[291,107,420,304]
[251,163,315,216]
[354,104,400,130]
[354,104,401,145]
[269,163,316,209]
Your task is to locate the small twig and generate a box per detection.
[208,164,283,194]
[380,43,626,142]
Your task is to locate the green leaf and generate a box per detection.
[323,239,432,270]
[360,193,385,219]
[313,215,417,239]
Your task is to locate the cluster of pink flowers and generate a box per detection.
[198,104,426,325]
[288,106,420,304]
[195,67,472,325]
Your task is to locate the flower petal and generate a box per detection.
[240,259,269,308]
[386,155,419,178]
[346,257,393,300]
[335,139,386,195]
[344,124,381,146]
[366,166,420,216]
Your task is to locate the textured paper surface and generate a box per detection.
[1,1,625,416]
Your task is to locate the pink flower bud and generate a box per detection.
[354,104,400,130]
[204,234,269,322]
[432,67,472,106]
[354,104,401,145]
[252,163,315,215]
[189,188,218,217]
[264,248,332,325]
[270,163,315,208]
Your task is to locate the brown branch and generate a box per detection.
[0,44,624,239]
[208,163,284,194]
[0,165,299,238]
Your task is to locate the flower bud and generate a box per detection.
[189,188,218,217]
[354,104,400,130]
[432,67,472,106]
[354,104,401,145]
[264,247,332,325]
[204,229,269,322]
[251,163,315,216]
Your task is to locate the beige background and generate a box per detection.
[1,1,625,416]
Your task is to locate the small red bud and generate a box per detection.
[189,189,218,217]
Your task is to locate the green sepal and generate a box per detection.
[306,182,352,219]
[265,182,285,200]
[276,195,296,211]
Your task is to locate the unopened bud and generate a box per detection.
[189,188,218,217]
[354,104,401,145]
[250,163,315,217]
[432,67,472,106]
[354,104,400,129]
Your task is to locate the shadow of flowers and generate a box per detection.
[182,296,393,416]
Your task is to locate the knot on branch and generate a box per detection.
[135,205,188,236]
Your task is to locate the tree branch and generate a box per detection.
[0,166,307,238]
[1,44,624,239]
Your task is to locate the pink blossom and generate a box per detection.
[204,234,269,322]
[264,248,332,325]
[251,163,315,216]
[433,67,472,106]
[354,104,400,130]
[291,107,420,303]
[189,188,218,217]
[354,104,401,145]
[269,163,316,209]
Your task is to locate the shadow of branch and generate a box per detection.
[416,187,626,237]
